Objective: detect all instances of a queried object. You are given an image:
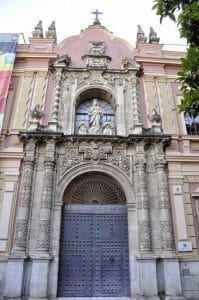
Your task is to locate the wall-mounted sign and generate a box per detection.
[178,241,193,252]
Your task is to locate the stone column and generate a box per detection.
[37,157,55,253]
[29,140,55,299]
[131,78,142,134]
[12,141,35,254]
[154,143,174,251]
[135,143,152,252]
[48,69,62,132]
[4,141,35,298]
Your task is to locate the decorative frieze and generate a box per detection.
[60,148,81,174]
[111,150,130,175]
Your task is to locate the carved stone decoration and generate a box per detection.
[19,157,34,207]
[37,220,51,249]
[64,172,126,204]
[48,69,63,131]
[130,79,142,134]
[148,109,161,124]
[14,219,28,249]
[79,142,112,164]
[77,75,90,87]
[83,41,110,68]
[12,143,35,254]
[160,221,174,250]
[37,152,55,253]
[88,41,106,55]
[154,145,174,251]
[30,104,44,120]
[135,144,152,252]
[40,159,54,209]
[60,149,81,174]
[138,221,151,251]
[87,57,109,68]
[154,158,171,209]
[135,158,148,209]
[110,150,130,175]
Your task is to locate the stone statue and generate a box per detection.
[102,122,114,135]
[136,25,147,44]
[78,122,88,134]
[149,27,160,44]
[32,21,43,38]
[31,104,44,120]
[45,21,57,40]
[89,99,103,134]
[148,109,161,124]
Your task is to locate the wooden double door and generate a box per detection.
[57,204,130,297]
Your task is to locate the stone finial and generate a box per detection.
[149,27,160,44]
[45,21,57,40]
[136,25,147,44]
[32,20,43,38]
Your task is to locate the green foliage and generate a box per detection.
[153,0,199,113]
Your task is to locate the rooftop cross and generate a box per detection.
[91,9,103,25]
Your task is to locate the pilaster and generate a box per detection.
[48,69,63,131]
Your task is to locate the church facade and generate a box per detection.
[0,17,199,300]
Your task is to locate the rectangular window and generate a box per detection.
[192,197,199,255]
[184,113,199,135]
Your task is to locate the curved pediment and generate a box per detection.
[55,26,135,69]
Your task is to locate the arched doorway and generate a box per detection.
[57,172,130,297]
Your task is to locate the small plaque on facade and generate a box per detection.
[178,241,193,252]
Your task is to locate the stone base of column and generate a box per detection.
[138,258,159,298]
[151,124,162,134]
[4,258,25,298]
[48,121,58,132]
[162,297,185,300]
[159,258,184,300]
[29,257,50,299]
[131,124,143,134]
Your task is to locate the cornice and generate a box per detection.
[18,132,171,146]
[135,56,182,66]
[15,52,57,60]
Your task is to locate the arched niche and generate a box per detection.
[75,88,116,135]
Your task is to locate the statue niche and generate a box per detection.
[75,99,115,135]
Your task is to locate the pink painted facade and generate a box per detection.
[0,21,199,300]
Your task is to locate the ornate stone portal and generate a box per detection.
[3,19,184,300]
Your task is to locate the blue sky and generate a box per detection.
[1,0,186,48]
